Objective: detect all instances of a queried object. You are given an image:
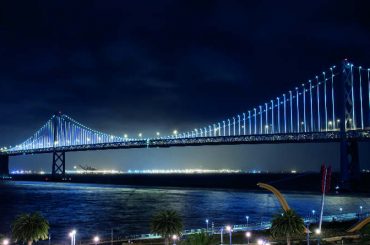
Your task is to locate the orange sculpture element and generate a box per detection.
[347,217,370,233]
[257,183,290,211]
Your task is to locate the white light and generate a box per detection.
[246,231,251,238]
[93,236,100,243]
[265,243,271,245]
[124,134,128,138]
[2,239,10,245]
[315,229,321,235]
[69,229,77,237]
[225,225,232,232]
[172,235,178,240]
[257,239,264,245]
[339,207,343,212]
[206,219,209,223]
[138,133,142,137]
[173,130,178,135]
[156,132,160,136]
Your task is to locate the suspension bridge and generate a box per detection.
[1,60,370,188]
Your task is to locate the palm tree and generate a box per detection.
[11,212,49,245]
[151,210,183,245]
[181,232,217,245]
[270,209,305,245]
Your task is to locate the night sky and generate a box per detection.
[1,1,370,172]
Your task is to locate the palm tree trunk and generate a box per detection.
[164,237,169,245]
[286,235,291,245]
[27,241,33,245]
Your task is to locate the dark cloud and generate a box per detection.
[1,0,370,171]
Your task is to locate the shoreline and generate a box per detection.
[4,172,370,194]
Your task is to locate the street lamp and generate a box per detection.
[220,228,223,244]
[246,215,249,229]
[225,225,232,245]
[257,239,264,245]
[245,231,251,244]
[2,239,9,245]
[93,236,100,245]
[205,219,209,232]
[69,230,76,245]
[312,209,316,220]
[172,235,178,245]
[360,206,363,214]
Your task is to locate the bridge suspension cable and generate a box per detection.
[175,62,370,140]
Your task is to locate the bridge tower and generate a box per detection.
[339,61,360,190]
[52,113,66,177]
[0,155,9,178]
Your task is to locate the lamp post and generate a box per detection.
[225,225,232,245]
[220,228,223,244]
[246,215,249,229]
[245,231,251,244]
[306,222,310,245]
[315,228,321,245]
[312,210,316,222]
[69,230,76,245]
[93,236,100,245]
[205,219,209,232]
[172,235,178,245]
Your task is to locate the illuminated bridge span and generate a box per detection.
[0,60,370,187]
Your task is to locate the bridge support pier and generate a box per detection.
[0,155,9,178]
[52,151,65,176]
[340,140,360,190]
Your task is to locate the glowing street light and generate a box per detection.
[156,132,160,137]
[225,225,232,245]
[172,235,178,245]
[138,133,142,138]
[69,230,76,245]
[315,228,321,235]
[245,231,251,244]
[173,130,178,135]
[360,206,363,214]
[2,239,9,245]
[257,239,264,245]
[205,219,209,232]
[93,236,100,245]
[246,215,249,229]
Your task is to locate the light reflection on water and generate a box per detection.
[0,181,369,242]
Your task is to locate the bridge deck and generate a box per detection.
[2,130,369,156]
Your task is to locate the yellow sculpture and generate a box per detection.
[347,217,370,233]
[257,183,290,211]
